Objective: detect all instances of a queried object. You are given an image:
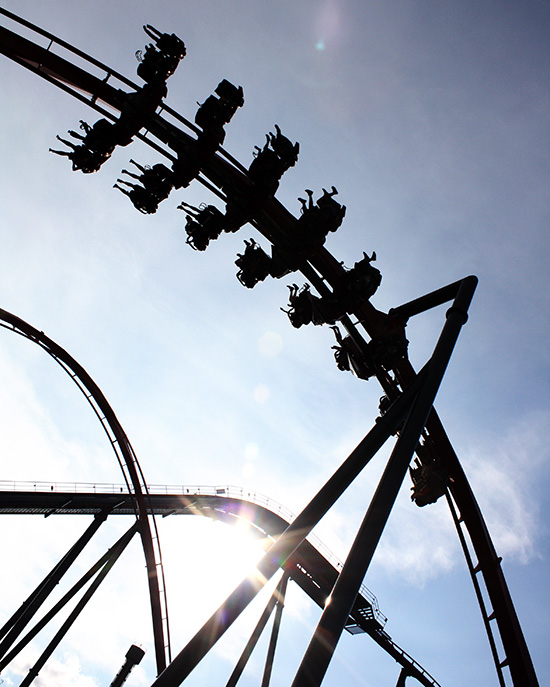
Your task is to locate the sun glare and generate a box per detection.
[208,518,270,583]
[161,514,272,634]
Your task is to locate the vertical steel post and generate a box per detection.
[109,644,145,687]
[261,573,289,687]
[225,580,281,687]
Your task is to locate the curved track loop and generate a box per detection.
[0,480,443,687]
[0,9,538,686]
[0,307,171,673]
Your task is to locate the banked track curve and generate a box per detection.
[0,7,539,685]
[0,306,171,673]
[0,479,443,687]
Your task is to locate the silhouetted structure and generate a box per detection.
[49,119,117,173]
[136,25,186,85]
[109,645,145,687]
[235,238,272,288]
[114,159,174,213]
[248,124,299,195]
[0,9,539,687]
[195,79,244,147]
[178,201,226,250]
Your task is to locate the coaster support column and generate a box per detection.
[291,276,477,687]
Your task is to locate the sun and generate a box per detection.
[159,513,272,638]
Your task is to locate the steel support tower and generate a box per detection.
[0,8,539,687]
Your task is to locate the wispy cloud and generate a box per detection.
[461,409,548,563]
[5,652,99,687]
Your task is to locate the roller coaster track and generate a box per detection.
[0,305,172,674]
[0,480,442,687]
[0,301,444,687]
[0,7,539,686]
[0,304,440,687]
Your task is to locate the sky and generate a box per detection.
[0,1,549,686]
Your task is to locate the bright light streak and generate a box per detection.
[159,515,271,640]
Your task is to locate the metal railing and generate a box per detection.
[0,479,386,626]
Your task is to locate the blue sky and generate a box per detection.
[0,1,548,686]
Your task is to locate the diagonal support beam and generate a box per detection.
[0,304,169,674]
[0,523,139,674]
[225,573,288,687]
[0,510,108,657]
[261,572,289,687]
[290,276,477,686]
[150,369,426,687]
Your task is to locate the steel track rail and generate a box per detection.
[0,485,441,687]
[0,307,171,673]
[0,10,539,685]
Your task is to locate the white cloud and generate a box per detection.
[365,410,548,585]
[373,495,457,585]
[461,409,548,564]
[1,2,548,685]
[5,652,99,687]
